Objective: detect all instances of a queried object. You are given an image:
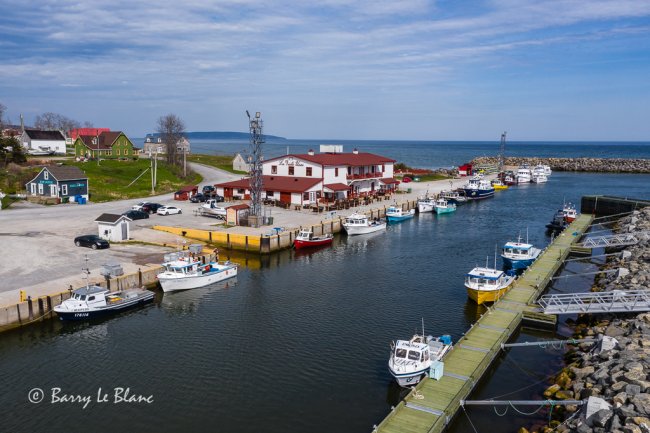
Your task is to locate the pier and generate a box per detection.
[373,213,593,433]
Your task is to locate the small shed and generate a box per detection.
[232,153,251,172]
[95,213,132,242]
[174,185,198,201]
[458,163,473,176]
[226,204,249,226]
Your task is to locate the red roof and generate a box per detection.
[228,204,250,211]
[69,128,110,140]
[380,178,400,184]
[323,183,349,191]
[216,175,321,193]
[265,152,395,167]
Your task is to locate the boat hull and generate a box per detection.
[466,287,509,305]
[417,202,435,213]
[493,184,508,190]
[389,367,429,387]
[462,188,494,200]
[502,256,536,270]
[158,266,238,292]
[342,222,386,236]
[434,206,456,214]
[293,237,333,250]
[386,214,415,222]
[55,292,154,321]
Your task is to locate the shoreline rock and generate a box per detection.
[471,157,650,173]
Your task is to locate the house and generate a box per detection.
[74,131,139,159]
[458,163,473,176]
[20,129,67,155]
[95,213,131,242]
[214,146,398,206]
[25,166,89,202]
[174,185,198,200]
[232,153,251,172]
[142,134,190,155]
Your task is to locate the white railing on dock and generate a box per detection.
[538,289,650,314]
[579,231,650,249]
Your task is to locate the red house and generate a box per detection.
[174,185,198,201]
[458,163,473,176]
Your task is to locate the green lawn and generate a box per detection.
[187,154,248,175]
[69,159,202,202]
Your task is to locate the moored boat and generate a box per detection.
[464,265,515,304]
[500,236,542,270]
[563,202,578,223]
[157,252,238,292]
[417,196,436,213]
[501,171,517,186]
[388,330,453,386]
[433,197,456,214]
[385,206,416,222]
[546,209,568,233]
[293,228,333,250]
[54,285,154,321]
[342,212,386,236]
[516,165,532,184]
[491,178,509,190]
[462,176,495,200]
[440,189,468,205]
[531,173,548,183]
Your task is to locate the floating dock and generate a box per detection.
[374,213,593,433]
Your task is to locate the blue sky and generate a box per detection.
[1,0,649,141]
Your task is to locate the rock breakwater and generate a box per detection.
[471,157,650,173]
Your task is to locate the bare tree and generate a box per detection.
[34,112,80,134]
[0,102,6,130]
[156,113,186,167]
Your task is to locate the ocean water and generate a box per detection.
[175,138,650,169]
[0,172,648,433]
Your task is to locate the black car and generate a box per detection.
[212,194,225,202]
[122,210,150,220]
[190,193,208,203]
[202,185,216,194]
[74,235,110,249]
[141,203,164,214]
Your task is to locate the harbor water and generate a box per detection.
[1,172,649,432]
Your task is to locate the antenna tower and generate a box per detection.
[499,131,507,172]
[246,110,264,224]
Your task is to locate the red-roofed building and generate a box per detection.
[68,128,110,140]
[214,147,398,206]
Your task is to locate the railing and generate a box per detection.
[538,290,650,314]
[579,231,650,249]
[346,172,383,180]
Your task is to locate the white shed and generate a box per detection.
[94,213,131,242]
[233,153,251,172]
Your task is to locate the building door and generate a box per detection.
[280,192,291,204]
[49,185,58,197]
[30,183,36,195]
[308,191,317,203]
[121,222,128,240]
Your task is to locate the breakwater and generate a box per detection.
[471,157,650,173]
[529,207,650,433]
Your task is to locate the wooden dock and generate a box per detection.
[374,213,593,433]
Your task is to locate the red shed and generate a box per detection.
[174,185,198,201]
[458,163,473,176]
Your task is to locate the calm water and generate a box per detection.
[1,172,649,433]
[174,138,650,169]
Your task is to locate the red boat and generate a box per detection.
[563,203,578,223]
[293,228,333,250]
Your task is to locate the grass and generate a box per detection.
[409,173,450,182]
[68,159,202,202]
[187,154,248,175]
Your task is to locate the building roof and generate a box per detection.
[379,178,400,185]
[228,204,250,211]
[45,165,87,180]
[323,183,349,192]
[265,152,395,167]
[178,185,198,192]
[216,175,321,193]
[77,131,127,150]
[95,213,131,224]
[69,128,110,140]
[24,129,65,141]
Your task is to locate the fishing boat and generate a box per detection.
[563,202,578,223]
[385,206,415,222]
[388,324,453,386]
[545,209,568,233]
[534,164,552,176]
[417,196,436,213]
[293,228,333,250]
[462,176,495,200]
[464,259,515,304]
[501,235,542,270]
[54,266,154,320]
[516,165,532,184]
[440,189,468,205]
[433,197,456,214]
[491,178,509,190]
[531,173,548,183]
[342,212,386,236]
[157,251,238,292]
[501,171,517,186]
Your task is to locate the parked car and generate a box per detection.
[402,177,412,183]
[212,194,225,202]
[132,201,149,211]
[122,210,150,220]
[74,235,110,250]
[190,193,208,203]
[202,185,216,194]
[141,203,164,214]
[157,206,182,215]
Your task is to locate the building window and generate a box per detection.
[271,165,277,174]
[30,183,36,195]
[117,149,121,156]
[335,168,339,177]
[44,171,49,180]
[62,184,68,196]
[237,189,245,194]
[306,167,312,176]
[289,166,294,176]
[38,183,43,195]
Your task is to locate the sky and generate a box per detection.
[1,0,649,141]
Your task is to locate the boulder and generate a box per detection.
[544,384,561,398]
[626,385,642,397]
[631,394,650,415]
[591,409,614,428]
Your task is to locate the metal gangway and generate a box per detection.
[538,290,650,314]
[579,231,650,249]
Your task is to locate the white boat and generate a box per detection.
[200,199,227,217]
[516,165,532,183]
[341,212,386,236]
[533,164,552,176]
[417,196,436,213]
[464,264,515,305]
[386,206,416,222]
[54,285,153,320]
[157,252,238,292]
[531,173,548,183]
[388,330,453,387]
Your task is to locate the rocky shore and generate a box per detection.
[471,157,650,173]
[526,207,650,433]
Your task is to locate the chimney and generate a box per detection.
[308,149,314,156]
[352,148,359,154]
[20,114,24,132]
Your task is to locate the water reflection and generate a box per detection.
[160,277,239,314]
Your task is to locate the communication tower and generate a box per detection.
[246,111,264,225]
[499,131,507,172]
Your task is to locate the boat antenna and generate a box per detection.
[421,317,425,338]
[485,255,489,269]
[83,255,90,289]
[526,227,529,244]
[494,244,497,269]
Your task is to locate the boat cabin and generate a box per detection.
[68,286,110,308]
[465,267,506,289]
[502,242,533,258]
[393,339,430,364]
[344,213,369,225]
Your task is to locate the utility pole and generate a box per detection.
[498,131,506,172]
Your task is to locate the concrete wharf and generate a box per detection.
[374,213,593,433]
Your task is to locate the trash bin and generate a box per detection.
[267,216,274,225]
[407,188,412,193]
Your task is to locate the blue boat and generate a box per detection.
[462,176,495,200]
[501,237,542,270]
[385,206,415,222]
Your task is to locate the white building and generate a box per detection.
[95,213,131,242]
[143,134,190,154]
[232,153,251,172]
[20,129,67,155]
[214,148,398,206]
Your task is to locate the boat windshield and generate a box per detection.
[408,350,420,361]
[395,348,407,359]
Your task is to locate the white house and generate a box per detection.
[95,213,131,242]
[232,153,251,172]
[214,147,398,206]
[21,129,67,155]
[143,134,190,154]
